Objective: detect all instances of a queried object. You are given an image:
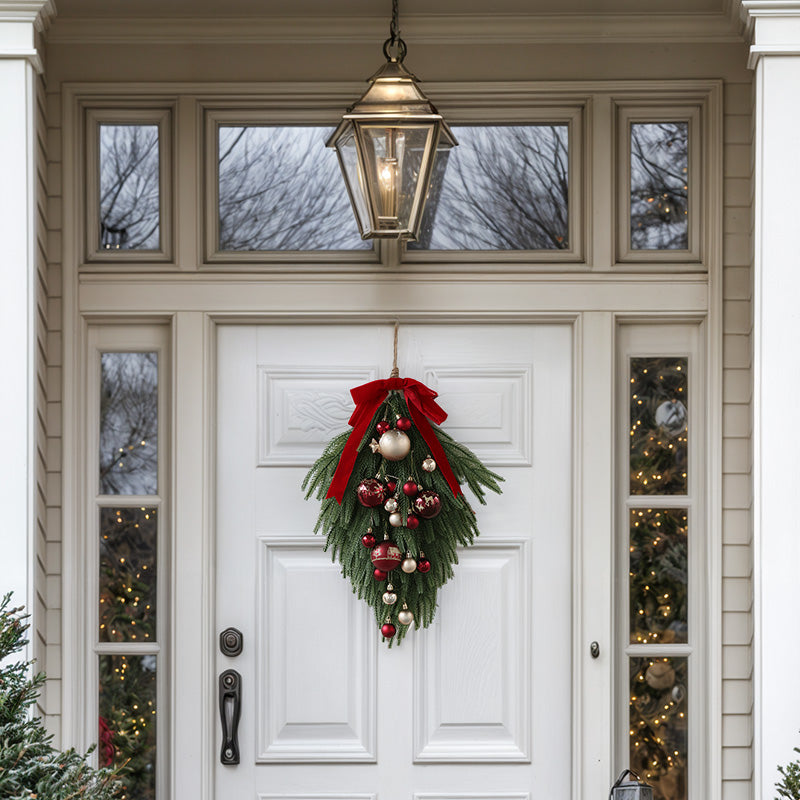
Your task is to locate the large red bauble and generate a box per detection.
[405,513,420,530]
[381,622,397,638]
[417,557,431,573]
[361,532,376,548]
[414,490,442,519]
[402,480,418,497]
[396,416,412,431]
[373,568,388,581]
[356,478,386,508]
[371,541,403,571]
[376,420,391,435]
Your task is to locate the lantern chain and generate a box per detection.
[389,0,400,44]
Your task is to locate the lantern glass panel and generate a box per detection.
[357,124,434,234]
[335,126,372,239]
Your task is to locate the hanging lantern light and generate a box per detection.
[327,0,457,241]
[609,770,654,800]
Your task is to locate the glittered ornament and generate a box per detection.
[398,605,414,626]
[381,622,397,638]
[414,490,442,519]
[396,416,412,431]
[422,456,436,472]
[384,497,399,513]
[382,584,398,605]
[417,556,431,573]
[388,512,403,528]
[356,478,386,508]
[402,479,418,497]
[376,420,391,436]
[371,540,403,571]
[401,556,417,573]
[373,568,388,581]
[361,531,376,548]
[386,479,397,493]
[405,513,420,530]
[370,429,411,461]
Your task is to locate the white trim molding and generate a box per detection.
[740,0,800,64]
[0,0,56,72]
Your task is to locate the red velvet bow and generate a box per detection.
[326,377,462,504]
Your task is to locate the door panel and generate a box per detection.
[215,323,572,800]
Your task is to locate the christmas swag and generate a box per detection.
[302,373,502,644]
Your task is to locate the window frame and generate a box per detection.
[616,104,702,265]
[615,321,709,800]
[85,323,171,796]
[84,106,175,265]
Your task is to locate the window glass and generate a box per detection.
[629,508,688,644]
[410,125,570,250]
[630,122,689,250]
[217,125,370,251]
[630,656,688,800]
[99,124,161,251]
[100,352,158,495]
[630,357,688,495]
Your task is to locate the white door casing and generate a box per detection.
[214,322,573,800]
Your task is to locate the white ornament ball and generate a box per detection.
[388,511,403,527]
[422,456,436,472]
[384,497,398,513]
[378,429,412,461]
[382,589,398,605]
[655,399,688,437]
[398,608,414,625]
[401,557,417,574]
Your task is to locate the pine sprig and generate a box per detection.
[303,389,503,644]
[0,594,122,800]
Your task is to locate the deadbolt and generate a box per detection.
[220,627,243,657]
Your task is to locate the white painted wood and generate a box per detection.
[744,4,800,798]
[214,322,572,800]
[0,1,49,661]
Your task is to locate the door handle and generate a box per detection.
[219,669,241,765]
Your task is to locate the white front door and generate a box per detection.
[215,322,573,800]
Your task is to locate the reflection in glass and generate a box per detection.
[630,122,689,250]
[100,352,158,495]
[630,357,688,495]
[99,507,157,643]
[630,656,687,800]
[99,124,160,251]
[217,126,370,251]
[630,508,688,644]
[99,654,157,800]
[410,125,569,250]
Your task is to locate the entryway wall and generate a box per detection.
[32,20,754,800]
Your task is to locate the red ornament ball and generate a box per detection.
[413,490,442,519]
[356,478,386,508]
[396,416,412,431]
[373,568,388,581]
[376,420,391,435]
[417,557,431,573]
[361,532,376,548]
[405,513,420,529]
[386,480,397,493]
[402,480,418,497]
[371,540,403,571]
[381,622,397,638]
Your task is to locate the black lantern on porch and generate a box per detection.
[327,0,457,241]
[610,770,654,800]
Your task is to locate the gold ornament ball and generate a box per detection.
[645,660,676,690]
[382,589,398,605]
[388,511,403,527]
[398,608,414,625]
[401,557,417,573]
[378,429,412,461]
[384,497,398,513]
[422,456,436,472]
